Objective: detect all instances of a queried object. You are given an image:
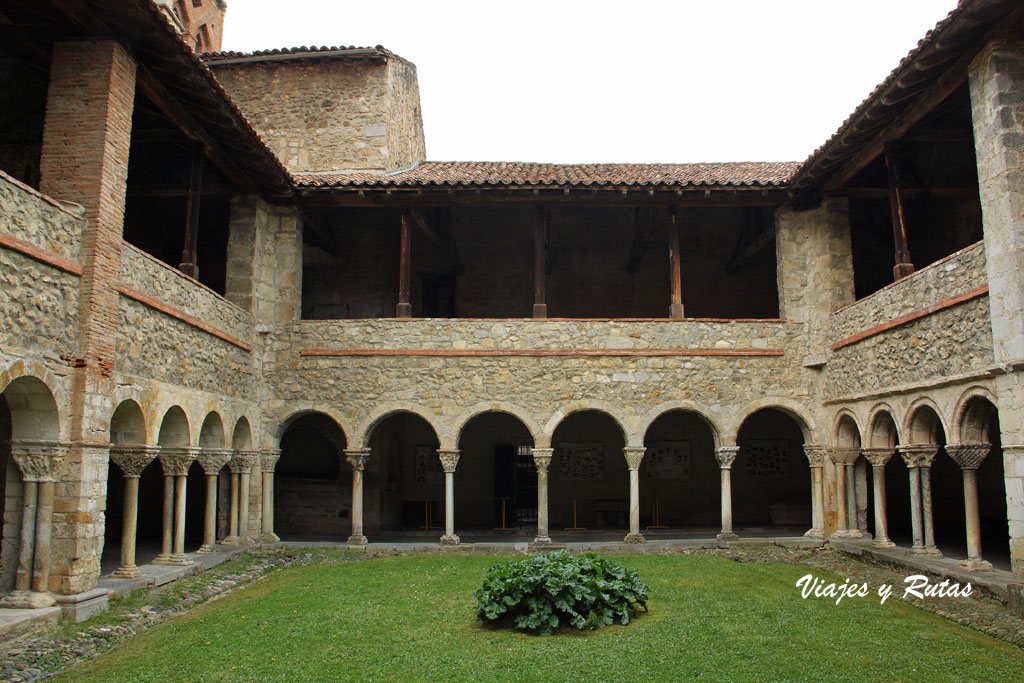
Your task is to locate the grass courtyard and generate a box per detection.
[59,553,1024,681]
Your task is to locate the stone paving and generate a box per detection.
[0,544,1020,681]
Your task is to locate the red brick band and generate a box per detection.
[0,232,83,276]
[301,348,784,358]
[116,284,252,353]
[831,284,989,350]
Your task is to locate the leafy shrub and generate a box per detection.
[474,550,648,635]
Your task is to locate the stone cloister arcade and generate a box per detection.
[828,387,1009,572]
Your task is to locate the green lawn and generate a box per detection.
[60,554,1023,681]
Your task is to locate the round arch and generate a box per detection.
[637,401,723,448]
[544,400,633,447]
[0,375,61,441]
[866,404,900,448]
[357,404,442,449]
[271,404,354,449]
[231,416,254,450]
[953,387,999,444]
[110,399,147,445]
[834,411,862,448]
[157,406,191,447]
[904,399,947,445]
[452,402,545,449]
[732,398,816,445]
[198,411,226,449]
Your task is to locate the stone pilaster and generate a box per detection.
[437,449,460,546]
[862,447,896,549]
[344,448,370,547]
[109,445,159,576]
[196,448,232,553]
[715,446,740,541]
[531,448,553,546]
[802,445,827,538]
[947,443,994,571]
[260,449,282,543]
[623,447,646,544]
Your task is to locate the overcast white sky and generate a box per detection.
[221,0,961,164]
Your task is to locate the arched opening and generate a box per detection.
[549,411,627,533]
[905,404,951,555]
[222,417,253,538]
[456,412,535,534]
[640,410,719,532]
[0,376,60,593]
[835,414,871,537]
[103,400,151,575]
[275,413,347,540]
[870,410,911,545]
[734,408,810,533]
[138,406,192,560]
[367,412,440,536]
[186,412,225,550]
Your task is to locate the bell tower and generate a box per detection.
[155,0,228,54]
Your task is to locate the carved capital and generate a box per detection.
[9,440,70,482]
[344,448,370,471]
[946,443,991,470]
[229,450,260,474]
[714,446,740,469]
[829,447,862,466]
[196,448,233,475]
[261,448,282,473]
[531,448,554,474]
[437,449,460,474]
[623,446,647,470]
[158,446,199,476]
[110,444,160,477]
[898,444,938,469]
[862,447,895,468]
[802,444,827,468]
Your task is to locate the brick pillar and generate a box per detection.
[38,40,137,596]
[969,39,1024,581]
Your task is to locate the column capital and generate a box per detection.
[946,443,991,470]
[622,446,646,471]
[345,448,371,471]
[8,439,71,482]
[531,447,554,473]
[229,450,260,473]
[714,445,740,469]
[898,444,938,468]
[861,447,895,468]
[829,447,862,466]
[158,446,199,476]
[196,447,233,475]
[111,444,160,477]
[437,449,460,474]
[261,448,282,473]
[802,444,827,467]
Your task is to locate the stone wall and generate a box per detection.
[210,56,425,173]
[0,170,83,265]
[825,242,992,400]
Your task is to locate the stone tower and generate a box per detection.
[155,0,228,53]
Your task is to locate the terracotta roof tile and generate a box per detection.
[294,161,798,190]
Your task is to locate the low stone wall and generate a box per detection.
[0,169,83,267]
[825,243,993,400]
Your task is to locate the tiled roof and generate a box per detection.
[202,45,404,65]
[294,161,798,190]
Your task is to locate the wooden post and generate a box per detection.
[885,145,914,280]
[533,204,548,319]
[668,206,684,318]
[397,208,413,318]
[179,143,204,279]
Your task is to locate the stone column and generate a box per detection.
[947,443,994,571]
[153,447,197,565]
[224,463,241,545]
[344,449,370,546]
[802,445,827,538]
[437,450,461,545]
[196,448,232,553]
[531,448,553,545]
[829,447,861,538]
[899,445,941,556]
[714,446,740,541]
[109,445,160,576]
[260,449,282,543]
[862,448,896,548]
[0,441,69,607]
[229,451,259,544]
[623,447,647,544]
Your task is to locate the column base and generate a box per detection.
[846,529,868,539]
[830,530,855,539]
[110,565,141,579]
[804,528,825,539]
[960,557,994,572]
[669,302,684,319]
[221,536,242,546]
[0,590,55,609]
[439,534,460,546]
[166,553,194,566]
[624,532,646,544]
[196,544,218,554]
[913,546,943,558]
[531,536,552,546]
[396,302,412,318]
[151,552,174,565]
[716,531,738,541]
[261,532,281,544]
[872,538,897,549]
[346,534,368,547]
